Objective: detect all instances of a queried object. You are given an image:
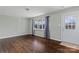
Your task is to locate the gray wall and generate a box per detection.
[0,15,29,39]
[30,7,79,45]
[30,13,61,41]
[49,13,61,41]
[60,7,79,45]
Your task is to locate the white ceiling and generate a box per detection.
[0,6,71,18]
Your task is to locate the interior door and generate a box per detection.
[61,13,79,45]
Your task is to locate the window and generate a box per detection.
[34,19,46,30]
[65,16,76,29]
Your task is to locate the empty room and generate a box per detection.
[0,6,79,53]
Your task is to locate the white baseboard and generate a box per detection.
[50,37,61,41]
[0,33,27,39]
[60,41,79,50]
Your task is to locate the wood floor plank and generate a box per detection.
[0,35,79,53]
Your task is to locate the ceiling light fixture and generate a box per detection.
[25,8,30,11]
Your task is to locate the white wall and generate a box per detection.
[0,15,29,39]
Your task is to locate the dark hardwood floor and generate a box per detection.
[0,35,79,53]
